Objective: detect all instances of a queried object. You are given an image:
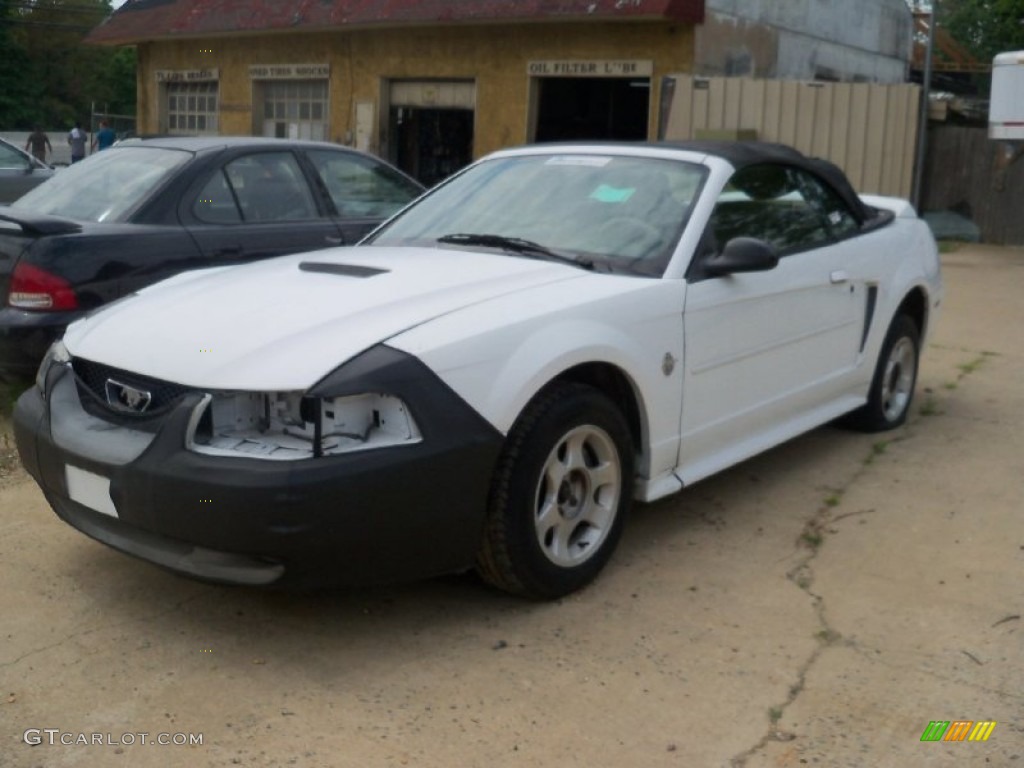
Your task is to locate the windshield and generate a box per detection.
[367,153,707,276]
[12,146,192,223]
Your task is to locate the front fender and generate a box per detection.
[388,276,686,480]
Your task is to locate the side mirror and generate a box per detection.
[704,237,779,277]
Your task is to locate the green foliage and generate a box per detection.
[939,0,1024,63]
[0,0,135,129]
[0,375,32,419]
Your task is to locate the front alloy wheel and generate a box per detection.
[477,382,634,599]
[534,424,621,569]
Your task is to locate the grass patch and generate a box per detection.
[937,241,961,254]
[801,531,823,549]
[0,376,32,420]
[957,358,984,375]
[815,629,842,645]
[0,378,31,482]
[919,397,940,417]
[823,493,842,508]
[864,441,890,465]
[768,707,783,724]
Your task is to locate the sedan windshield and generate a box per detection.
[12,146,192,223]
[367,153,707,276]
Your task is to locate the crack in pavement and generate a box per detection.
[728,346,992,767]
[843,642,1024,703]
[728,448,887,767]
[0,590,211,671]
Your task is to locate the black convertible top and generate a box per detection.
[528,140,876,223]
[655,140,874,223]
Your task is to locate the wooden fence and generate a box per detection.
[921,124,1024,246]
[659,75,921,199]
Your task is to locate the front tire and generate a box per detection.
[477,383,634,599]
[846,314,920,432]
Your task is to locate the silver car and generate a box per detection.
[0,136,56,204]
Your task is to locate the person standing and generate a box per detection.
[91,120,116,152]
[67,122,87,163]
[25,127,52,163]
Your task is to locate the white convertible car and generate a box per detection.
[14,142,943,598]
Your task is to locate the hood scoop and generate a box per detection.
[299,261,388,278]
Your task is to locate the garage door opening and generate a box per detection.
[391,107,473,188]
[533,77,649,142]
[386,80,476,188]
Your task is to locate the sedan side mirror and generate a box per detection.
[704,237,779,277]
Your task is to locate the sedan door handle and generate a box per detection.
[830,270,850,284]
[213,246,243,259]
[325,235,345,246]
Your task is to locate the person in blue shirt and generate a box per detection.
[92,120,116,152]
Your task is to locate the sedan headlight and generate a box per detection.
[186,390,421,460]
[35,339,70,397]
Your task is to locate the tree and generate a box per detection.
[0,3,38,127]
[0,0,136,129]
[939,0,1024,62]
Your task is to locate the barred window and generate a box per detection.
[261,80,328,141]
[167,82,219,135]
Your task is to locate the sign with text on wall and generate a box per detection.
[155,68,219,83]
[527,60,653,77]
[248,64,330,80]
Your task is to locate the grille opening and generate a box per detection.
[71,358,193,423]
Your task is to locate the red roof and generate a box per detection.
[88,0,705,45]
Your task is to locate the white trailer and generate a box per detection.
[990,51,1024,140]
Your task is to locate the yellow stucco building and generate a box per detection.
[89,0,912,184]
[89,1,703,184]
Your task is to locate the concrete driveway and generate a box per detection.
[1,245,1021,767]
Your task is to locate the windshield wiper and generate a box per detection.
[436,233,595,271]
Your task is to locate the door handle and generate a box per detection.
[830,270,850,284]
[213,246,243,259]
[325,235,345,246]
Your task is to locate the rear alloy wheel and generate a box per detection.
[477,383,634,599]
[846,314,920,432]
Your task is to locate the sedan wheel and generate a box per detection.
[478,383,634,599]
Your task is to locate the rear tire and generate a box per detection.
[845,314,920,432]
[477,383,634,599]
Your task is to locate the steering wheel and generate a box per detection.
[590,217,664,260]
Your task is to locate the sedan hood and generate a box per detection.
[63,246,583,390]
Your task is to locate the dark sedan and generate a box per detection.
[0,136,56,204]
[0,137,423,377]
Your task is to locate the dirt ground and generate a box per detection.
[1,245,1021,768]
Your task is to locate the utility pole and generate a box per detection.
[912,0,937,211]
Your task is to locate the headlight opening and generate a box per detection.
[36,339,70,398]
[187,391,421,460]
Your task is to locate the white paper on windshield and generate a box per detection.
[544,156,612,167]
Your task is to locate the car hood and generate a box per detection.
[63,246,585,390]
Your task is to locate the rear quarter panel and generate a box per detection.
[26,226,205,310]
[844,211,943,393]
